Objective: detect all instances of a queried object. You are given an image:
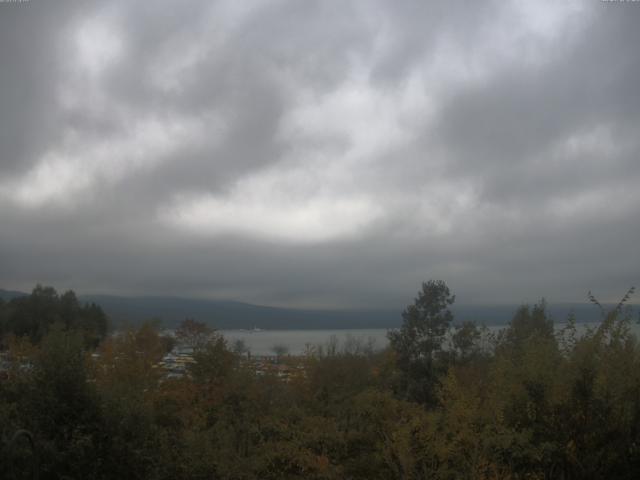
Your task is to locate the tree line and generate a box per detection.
[1,281,639,479]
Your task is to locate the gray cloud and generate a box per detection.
[1,0,639,309]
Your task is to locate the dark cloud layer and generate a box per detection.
[1,0,638,309]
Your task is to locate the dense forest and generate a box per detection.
[1,281,639,479]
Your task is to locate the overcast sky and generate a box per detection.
[1,0,638,309]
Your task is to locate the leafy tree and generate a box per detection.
[0,297,6,339]
[451,320,482,362]
[91,322,168,479]
[271,343,290,361]
[3,285,108,346]
[6,285,59,342]
[175,318,214,352]
[190,334,234,386]
[18,325,103,478]
[78,301,109,348]
[304,348,380,415]
[502,300,554,350]
[232,338,249,356]
[387,280,455,405]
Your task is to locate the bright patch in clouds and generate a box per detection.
[1,115,218,208]
[74,16,124,77]
[161,192,380,243]
[158,69,433,244]
[557,124,619,160]
[512,0,586,39]
[280,67,432,162]
[160,164,382,243]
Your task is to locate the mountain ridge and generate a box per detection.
[2,288,627,329]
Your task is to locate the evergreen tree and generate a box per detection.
[388,280,455,405]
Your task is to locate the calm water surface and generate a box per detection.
[220,329,388,356]
[220,321,640,356]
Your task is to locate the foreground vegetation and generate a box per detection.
[1,282,639,479]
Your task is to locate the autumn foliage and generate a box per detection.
[1,283,639,479]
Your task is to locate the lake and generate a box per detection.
[220,321,640,356]
[220,329,389,356]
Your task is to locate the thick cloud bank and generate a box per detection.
[1,0,638,308]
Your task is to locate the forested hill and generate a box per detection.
[0,289,27,301]
[2,288,614,329]
[79,294,398,329]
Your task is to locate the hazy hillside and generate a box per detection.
[0,288,27,301]
[80,294,399,329]
[2,288,619,329]
[69,296,631,329]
